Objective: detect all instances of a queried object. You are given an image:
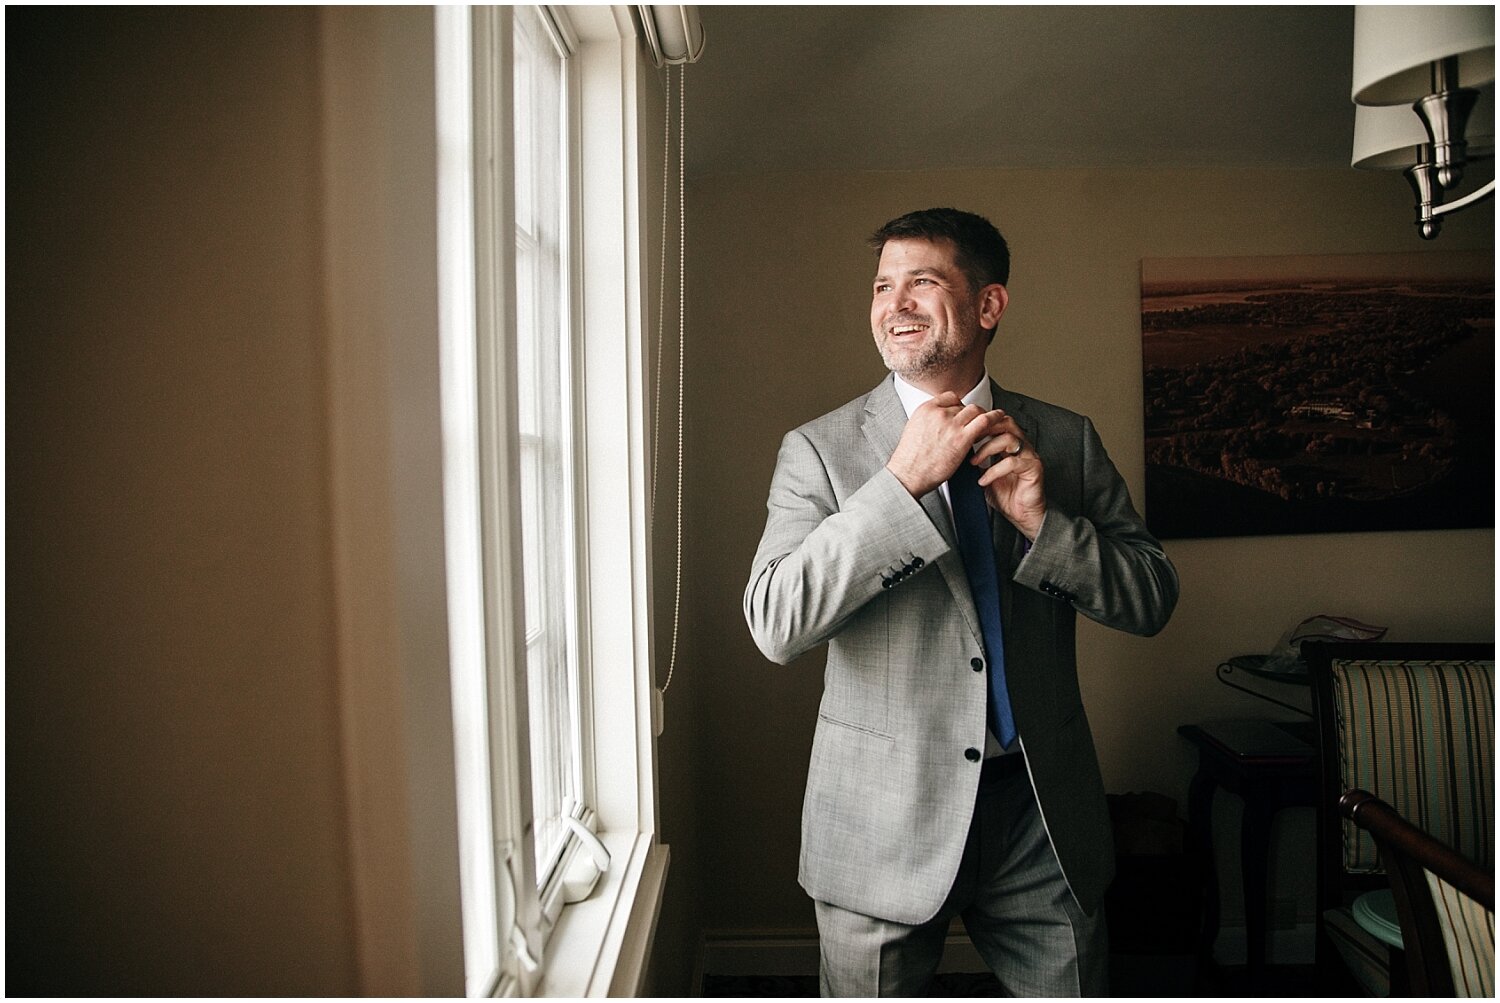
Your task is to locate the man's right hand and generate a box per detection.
[886,393,1004,497]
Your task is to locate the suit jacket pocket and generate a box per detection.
[820,600,891,737]
[815,710,894,741]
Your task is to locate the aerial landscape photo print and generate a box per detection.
[1140,251,1494,540]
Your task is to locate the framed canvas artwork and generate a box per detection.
[1140,251,1493,540]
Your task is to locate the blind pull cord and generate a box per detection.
[649,62,687,722]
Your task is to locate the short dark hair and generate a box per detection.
[868,207,1010,291]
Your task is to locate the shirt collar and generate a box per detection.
[892,372,992,419]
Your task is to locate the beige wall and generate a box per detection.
[8,7,469,995]
[682,167,1494,937]
[8,8,360,994]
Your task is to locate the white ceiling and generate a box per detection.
[687,6,1359,176]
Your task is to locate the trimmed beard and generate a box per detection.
[877,331,969,383]
[874,302,983,383]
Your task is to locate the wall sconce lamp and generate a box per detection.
[1351,5,1495,238]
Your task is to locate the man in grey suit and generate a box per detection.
[744,208,1179,996]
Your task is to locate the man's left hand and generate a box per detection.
[972,411,1046,541]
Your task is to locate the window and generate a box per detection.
[435,5,667,998]
[511,2,584,889]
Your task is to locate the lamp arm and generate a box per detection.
[1432,178,1497,216]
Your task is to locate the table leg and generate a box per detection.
[1186,764,1219,978]
[1241,797,1274,989]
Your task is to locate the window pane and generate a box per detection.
[512,20,534,234]
[527,638,568,875]
[514,236,540,438]
[519,439,544,634]
[513,4,579,885]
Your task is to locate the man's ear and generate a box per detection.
[979,283,1009,331]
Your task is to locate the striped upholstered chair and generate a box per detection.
[1341,789,1495,996]
[1306,641,1494,995]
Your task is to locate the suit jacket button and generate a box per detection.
[912,557,924,569]
[970,657,984,672]
[965,747,981,762]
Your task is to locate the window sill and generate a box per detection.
[534,832,669,997]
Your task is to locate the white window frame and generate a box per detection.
[437,4,668,998]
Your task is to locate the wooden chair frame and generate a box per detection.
[1341,788,1494,996]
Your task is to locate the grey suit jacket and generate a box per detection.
[744,375,1179,924]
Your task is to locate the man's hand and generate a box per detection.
[973,410,1047,540]
[886,393,1005,498]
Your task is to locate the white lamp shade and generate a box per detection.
[1353,5,1495,105]
[1352,82,1496,169]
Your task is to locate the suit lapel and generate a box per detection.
[992,381,1040,457]
[990,381,1045,629]
[861,377,983,649]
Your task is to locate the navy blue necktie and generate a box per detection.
[948,458,1017,749]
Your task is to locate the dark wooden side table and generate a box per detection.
[1178,719,1319,988]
